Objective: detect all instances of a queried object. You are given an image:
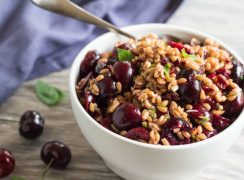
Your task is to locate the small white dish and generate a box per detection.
[69,24,244,180]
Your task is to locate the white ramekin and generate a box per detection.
[69,24,244,180]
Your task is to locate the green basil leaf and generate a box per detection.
[164,63,171,77]
[181,48,197,61]
[117,48,134,61]
[189,54,197,61]
[181,48,188,58]
[12,177,27,180]
[199,116,210,124]
[142,122,148,128]
[35,80,65,106]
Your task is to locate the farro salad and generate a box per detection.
[76,34,244,146]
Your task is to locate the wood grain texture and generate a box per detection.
[0,0,243,179]
[0,70,122,180]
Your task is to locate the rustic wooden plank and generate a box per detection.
[1,0,244,179]
[0,70,122,180]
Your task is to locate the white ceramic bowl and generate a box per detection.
[69,24,244,180]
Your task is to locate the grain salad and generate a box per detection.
[76,34,244,146]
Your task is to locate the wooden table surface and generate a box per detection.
[1,0,244,179]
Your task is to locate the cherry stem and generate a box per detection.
[41,159,54,180]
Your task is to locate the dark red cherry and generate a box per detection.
[117,43,133,50]
[100,116,113,130]
[162,117,190,131]
[0,149,15,178]
[160,57,169,65]
[224,91,244,118]
[112,103,141,130]
[202,85,215,94]
[208,73,216,80]
[161,92,180,102]
[216,68,230,78]
[168,41,191,53]
[161,118,190,145]
[215,74,229,90]
[97,74,117,98]
[162,131,179,145]
[188,104,212,123]
[80,92,95,113]
[178,80,201,104]
[107,57,117,65]
[126,127,149,141]
[212,114,231,131]
[113,61,134,90]
[80,50,100,78]
[94,62,107,74]
[178,69,196,81]
[41,141,71,168]
[231,60,244,87]
[201,98,217,110]
[19,111,45,139]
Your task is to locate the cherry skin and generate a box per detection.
[80,92,95,113]
[188,104,212,123]
[19,111,45,139]
[113,61,134,90]
[41,141,72,168]
[161,118,191,145]
[80,50,100,78]
[94,62,106,74]
[178,79,201,104]
[224,91,244,118]
[178,69,196,81]
[112,103,141,130]
[126,127,150,141]
[212,114,231,131]
[231,60,243,87]
[168,41,191,53]
[97,74,117,98]
[0,149,15,178]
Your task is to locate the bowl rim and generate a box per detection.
[69,23,244,150]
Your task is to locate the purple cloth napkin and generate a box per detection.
[0,0,183,104]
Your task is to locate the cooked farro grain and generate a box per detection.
[177,131,184,140]
[116,82,122,93]
[91,84,99,95]
[95,75,104,81]
[202,122,214,132]
[182,131,191,139]
[99,68,109,74]
[119,130,127,136]
[148,122,161,132]
[76,33,244,146]
[185,104,193,110]
[177,78,187,84]
[149,129,160,144]
[196,133,207,141]
[107,98,120,113]
[161,138,170,145]
[202,103,211,111]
